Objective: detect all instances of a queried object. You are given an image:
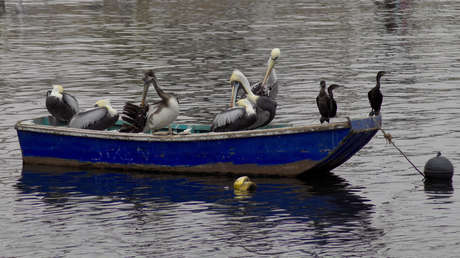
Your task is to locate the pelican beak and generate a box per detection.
[230,81,240,108]
[140,80,150,108]
[262,58,276,87]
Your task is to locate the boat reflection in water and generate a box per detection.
[17,165,383,255]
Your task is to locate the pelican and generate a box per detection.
[230,69,277,129]
[120,70,179,134]
[143,71,179,133]
[368,71,386,116]
[250,48,281,99]
[69,99,119,130]
[211,98,257,132]
[316,81,331,124]
[327,84,341,118]
[46,84,79,123]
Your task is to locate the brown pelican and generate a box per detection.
[368,71,386,116]
[143,71,179,133]
[120,70,179,134]
[327,84,341,118]
[211,98,257,132]
[250,48,281,99]
[46,85,79,123]
[69,99,119,130]
[316,81,331,124]
[230,69,277,129]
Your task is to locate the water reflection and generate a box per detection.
[16,165,382,256]
[424,179,454,196]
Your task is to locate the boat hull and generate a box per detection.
[16,116,381,177]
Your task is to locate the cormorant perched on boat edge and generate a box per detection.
[46,84,79,123]
[327,84,341,118]
[316,80,331,124]
[368,71,386,116]
[69,99,119,130]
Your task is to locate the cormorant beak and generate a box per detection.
[261,58,276,87]
[230,81,240,108]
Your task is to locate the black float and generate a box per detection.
[381,129,454,182]
[424,152,454,181]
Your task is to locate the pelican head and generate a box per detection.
[271,48,281,61]
[262,48,281,86]
[236,98,255,115]
[230,69,253,108]
[140,71,156,107]
[95,99,117,115]
[94,99,111,108]
[143,69,156,84]
[50,84,64,98]
[53,85,64,93]
[233,176,257,192]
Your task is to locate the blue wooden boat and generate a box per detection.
[15,115,381,177]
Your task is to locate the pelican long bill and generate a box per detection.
[230,81,240,108]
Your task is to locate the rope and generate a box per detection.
[380,128,425,178]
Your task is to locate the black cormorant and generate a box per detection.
[368,71,386,116]
[316,81,331,124]
[327,84,341,118]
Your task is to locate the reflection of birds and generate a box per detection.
[316,81,331,124]
[231,70,277,130]
[120,70,179,134]
[250,48,281,99]
[1,0,5,14]
[368,71,386,116]
[327,84,341,118]
[46,85,79,123]
[233,176,257,192]
[211,98,256,132]
[69,99,119,130]
[15,0,24,14]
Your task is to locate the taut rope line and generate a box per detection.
[380,128,425,178]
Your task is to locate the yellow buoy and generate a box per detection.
[233,176,257,192]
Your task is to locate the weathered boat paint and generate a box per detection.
[15,115,381,177]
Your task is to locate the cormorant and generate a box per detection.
[368,71,386,116]
[327,84,341,118]
[316,80,331,124]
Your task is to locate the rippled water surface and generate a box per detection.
[1,0,460,257]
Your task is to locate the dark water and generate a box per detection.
[1,0,459,256]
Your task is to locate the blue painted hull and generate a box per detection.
[15,115,381,176]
